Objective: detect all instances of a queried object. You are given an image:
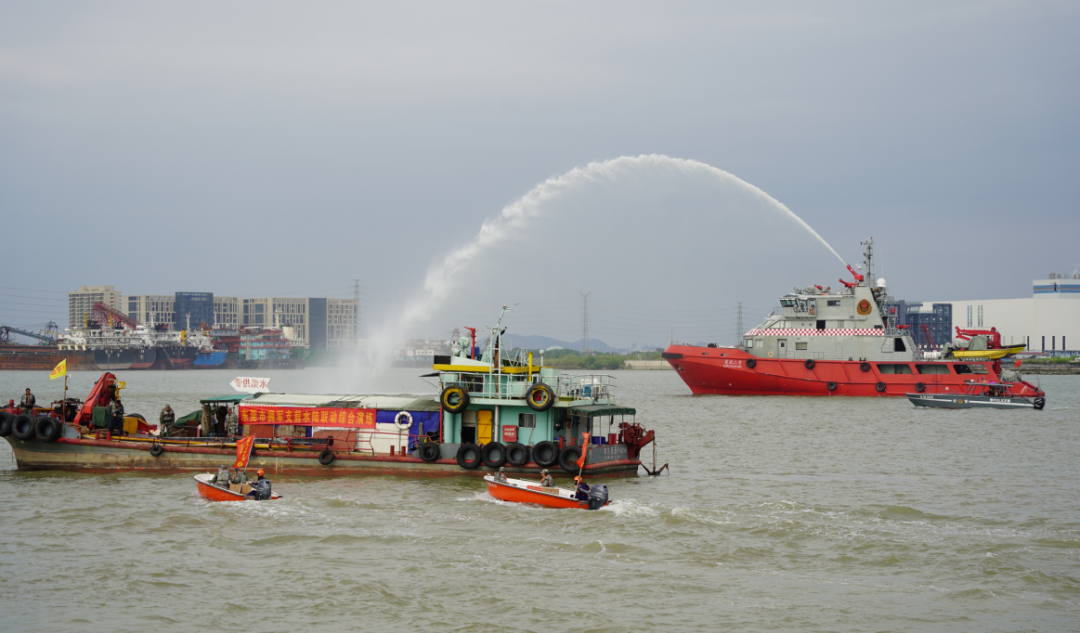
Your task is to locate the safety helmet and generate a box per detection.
[574,476,582,482]
[541,469,548,474]
[257,469,265,476]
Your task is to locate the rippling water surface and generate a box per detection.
[2,369,1078,632]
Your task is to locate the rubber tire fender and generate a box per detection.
[875,382,886,393]
[12,413,36,440]
[915,382,926,393]
[481,441,507,468]
[150,443,165,457]
[558,445,582,473]
[440,386,470,414]
[525,384,555,412]
[804,359,815,370]
[0,411,13,437]
[531,441,559,468]
[455,442,482,470]
[745,358,756,369]
[504,442,529,467]
[318,449,335,466]
[860,361,871,372]
[418,442,441,463]
[393,411,413,430]
[34,416,63,442]
[826,381,837,392]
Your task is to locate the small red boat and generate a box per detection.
[194,472,281,502]
[484,475,609,510]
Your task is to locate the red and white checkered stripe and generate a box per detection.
[745,329,886,336]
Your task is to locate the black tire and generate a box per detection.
[481,441,507,468]
[0,411,13,437]
[558,445,582,472]
[418,442,440,463]
[505,442,529,467]
[827,381,837,392]
[805,359,815,370]
[12,414,36,440]
[525,384,555,412]
[531,441,559,468]
[746,358,756,369]
[455,442,482,469]
[875,382,886,393]
[440,386,470,414]
[129,413,146,422]
[318,449,335,465]
[35,416,63,442]
[860,361,871,372]
[915,382,926,392]
[150,443,165,457]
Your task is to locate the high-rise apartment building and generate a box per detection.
[68,285,122,329]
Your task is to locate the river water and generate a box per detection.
[1,368,1078,632]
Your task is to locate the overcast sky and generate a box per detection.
[3,1,1077,347]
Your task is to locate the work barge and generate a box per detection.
[2,308,655,478]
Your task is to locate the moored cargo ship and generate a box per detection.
[664,239,1045,398]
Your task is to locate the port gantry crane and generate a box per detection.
[92,301,141,329]
[0,321,59,345]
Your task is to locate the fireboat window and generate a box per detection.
[953,364,989,375]
[827,300,841,307]
[876,363,913,374]
[518,413,535,428]
[745,339,754,348]
[795,342,808,351]
[916,364,950,375]
[798,300,807,312]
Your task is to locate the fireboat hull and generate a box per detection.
[662,346,1041,397]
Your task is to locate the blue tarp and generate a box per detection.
[375,410,440,449]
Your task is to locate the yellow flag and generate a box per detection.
[49,358,67,380]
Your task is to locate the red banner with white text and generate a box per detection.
[234,435,256,469]
[239,406,376,428]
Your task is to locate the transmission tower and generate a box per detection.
[580,291,591,355]
[735,302,744,346]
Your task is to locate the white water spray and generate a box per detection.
[349,154,846,383]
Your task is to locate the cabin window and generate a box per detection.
[953,364,989,375]
[745,339,754,348]
[518,413,536,428]
[916,364,950,374]
[827,300,841,307]
[876,364,913,374]
[893,338,906,352]
[795,342,808,351]
[798,300,807,312]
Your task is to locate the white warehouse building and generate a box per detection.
[933,278,1080,355]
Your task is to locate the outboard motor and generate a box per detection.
[254,479,272,500]
[1033,397,1046,411]
[586,483,609,510]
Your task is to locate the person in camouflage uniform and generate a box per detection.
[226,408,239,437]
[159,405,175,438]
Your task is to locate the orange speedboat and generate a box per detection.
[484,474,609,510]
[194,472,281,502]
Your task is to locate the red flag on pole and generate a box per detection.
[234,435,255,469]
[576,433,590,468]
[1014,359,1022,368]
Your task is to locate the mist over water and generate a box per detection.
[341,155,847,392]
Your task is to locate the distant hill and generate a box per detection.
[500,334,669,354]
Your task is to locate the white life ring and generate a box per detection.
[393,411,413,430]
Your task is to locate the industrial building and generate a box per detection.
[929,278,1079,355]
[68,285,122,328]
